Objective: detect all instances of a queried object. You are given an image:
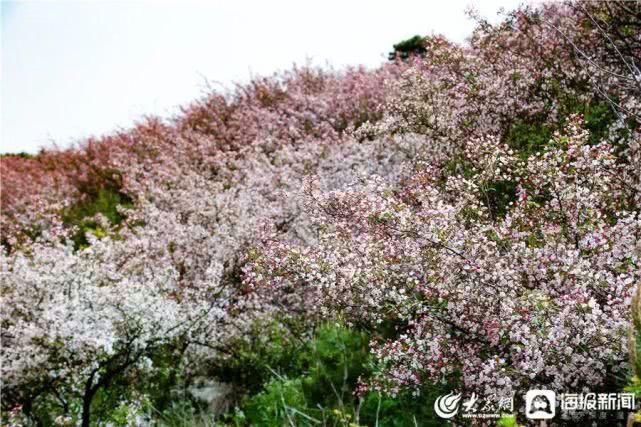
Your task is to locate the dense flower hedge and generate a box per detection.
[1,1,640,424]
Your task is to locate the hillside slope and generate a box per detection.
[2,1,641,425]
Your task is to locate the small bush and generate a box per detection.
[62,186,132,248]
[215,322,449,426]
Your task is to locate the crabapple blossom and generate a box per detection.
[246,118,640,396]
[2,0,641,423]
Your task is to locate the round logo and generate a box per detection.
[434,391,463,419]
[525,389,556,420]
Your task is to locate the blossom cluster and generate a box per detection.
[1,0,640,422]
[244,1,641,397]
[247,119,640,396]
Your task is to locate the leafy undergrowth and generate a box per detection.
[62,186,133,249]
[2,1,641,426]
[154,323,451,427]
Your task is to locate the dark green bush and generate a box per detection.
[62,186,132,249]
[214,322,450,426]
[388,35,426,61]
[504,118,552,159]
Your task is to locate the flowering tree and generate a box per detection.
[1,0,640,423]
[246,118,640,397]
[1,64,412,423]
[244,0,641,400]
[1,215,227,424]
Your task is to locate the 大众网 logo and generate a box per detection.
[434,391,463,419]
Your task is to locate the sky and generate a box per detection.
[1,0,525,154]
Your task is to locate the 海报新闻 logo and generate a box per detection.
[525,389,556,420]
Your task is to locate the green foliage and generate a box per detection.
[358,387,449,427]
[214,322,449,426]
[153,401,217,427]
[504,98,617,161]
[442,156,518,220]
[504,118,552,159]
[627,283,641,396]
[208,320,308,394]
[11,342,191,426]
[483,179,518,219]
[62,186,132,249]
[496,413,518,427]
[496,98,618,221]
[218,322,369,425]
[0,151,34,158]
[299,323,370,406]
[388,35,426,61]
[241,377,313,426]
[82,343,189,426]
[582,100,618,145]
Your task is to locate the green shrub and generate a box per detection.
[242,377,312,426]
[62,186,132,249]
[207,319,308,395]
[627,283,641,398]
[388,35,426,61]
[504,118,552,160]
[153,400,217,427]
[298,324,370,406]
[358,387,449,427]
[216,322,450,426]
[496,413,518,427]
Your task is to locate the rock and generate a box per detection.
[188,379,234,415]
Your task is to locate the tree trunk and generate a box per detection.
[81,371,97,427]
[81,395,92,427]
